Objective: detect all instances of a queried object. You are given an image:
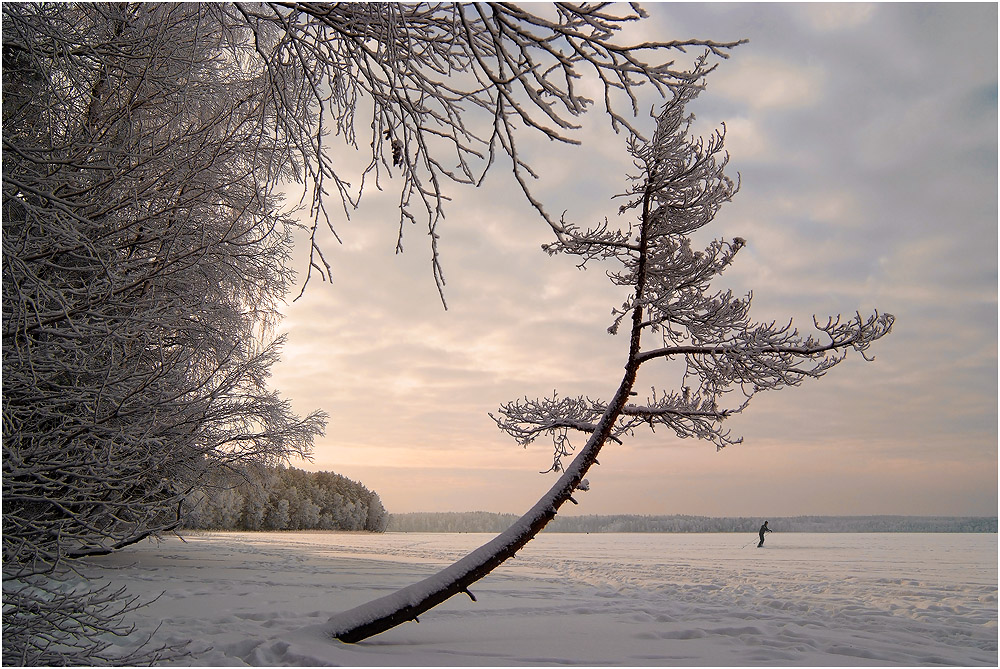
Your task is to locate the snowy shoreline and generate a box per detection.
[85,531,997,666]
[385,513,998,534]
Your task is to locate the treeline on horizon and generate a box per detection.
[182,465,388,532]
[386,512,997,534]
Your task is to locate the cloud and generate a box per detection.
[793,3,877,32]
[710,56,825,110]
[717,116,772,162]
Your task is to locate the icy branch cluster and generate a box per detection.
[499,59,894,462]
[230,2,743,302]
[491,393,632,473]
[492,385,747,472]
[2,579,183,666]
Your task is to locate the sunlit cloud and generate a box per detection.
[793,3,877,32]
[711,56,825,110]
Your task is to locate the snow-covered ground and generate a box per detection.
[85,531,996,666]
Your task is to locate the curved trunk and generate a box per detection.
[329,385,627,643]
[330,182,656,644]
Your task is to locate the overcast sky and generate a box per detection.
[269,3,997,518]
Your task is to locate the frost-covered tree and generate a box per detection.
[3,0,325,576]
[1,4,326,663]
[328,61,893,643]
[4,3,744,662]
[180,464,387,532]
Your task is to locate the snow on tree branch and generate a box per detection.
[226,2,744,303]
[2,4,326,662]
[490,393,631,473]
[637,311,896,387]
[493,387,748,470]
[521,65,894,466]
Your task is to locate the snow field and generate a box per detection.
[83,531,996,666]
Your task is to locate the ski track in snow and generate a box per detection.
[82,531,997,666]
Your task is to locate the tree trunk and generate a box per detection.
[329,403,617,642]
[330,180,656,644]
[331,347,648,643]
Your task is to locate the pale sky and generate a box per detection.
[269,3,998,518]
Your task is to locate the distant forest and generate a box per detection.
[182,465,388,532]
[387,512,997,534]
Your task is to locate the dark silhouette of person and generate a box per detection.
[757,520,771,547]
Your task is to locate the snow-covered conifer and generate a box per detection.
[329,57,892,643]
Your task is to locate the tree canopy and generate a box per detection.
[183,465,388,533]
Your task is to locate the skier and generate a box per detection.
[757,520,771,547]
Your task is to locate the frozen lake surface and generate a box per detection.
[87,531,997,665]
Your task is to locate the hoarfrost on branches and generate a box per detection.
[499,58,894,466]
[1,4,330,663]
[329,56,892,643]
[226,2,745,303]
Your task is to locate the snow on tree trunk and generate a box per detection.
[329,417,613,642]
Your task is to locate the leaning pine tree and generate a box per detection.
[328,61,894,643]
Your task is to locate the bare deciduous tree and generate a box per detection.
[327,61,893,643]
[3,4,325,663]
